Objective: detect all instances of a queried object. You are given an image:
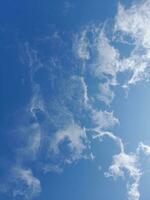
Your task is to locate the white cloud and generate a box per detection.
[137,142,150,156]
[127,179,141,200]
[50,123,88,163]
[70,76,89,105]
[92,128,141,200]
[91,110,119,130]
[93,31,120,79]
[74,29,90,61]
[74,0,150,96]
[93,130,124,152]
[12,167,41,200]
[115,0,150,86]
[74,25,120,80]
[73,24,119,106]
[97,81,115,105]
[105,152,141,200]
[115,1,150,48]
[105,152,140,178]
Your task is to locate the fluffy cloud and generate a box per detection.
[115,1,150,48]
[105,145,141,200]
[74,0,150,101]
[137,142,150,156]
[115,0,150,86]
[105,153,140,179]
[74,24,120,80]
[105,148,141,200]
[90,110,119,130]
[49,123,88,163]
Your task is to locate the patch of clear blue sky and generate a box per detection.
[0,0,149,200]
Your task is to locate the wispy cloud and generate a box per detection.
[12,167,41,200]
[93,129,141,200]
[42,164,63,174]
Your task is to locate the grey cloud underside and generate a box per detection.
[3,0,150,200]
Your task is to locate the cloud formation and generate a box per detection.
[3,0,150,199]
[12,167,41,200]
[49,123,88,163]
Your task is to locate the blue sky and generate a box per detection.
[1,0,150,200]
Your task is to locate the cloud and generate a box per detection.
[93,130,124,152]
[90,110,119,130]
[105,152,140,179]
[92,128,141,200]
[42,164,63,174]
[74,24,120,80]
[18,123,41,161]
[12,167,41,200]
[73,24,119,106]
[104,145,141,200]
[114,0,150,86]
[115,1,150,48]
[74,29,90,61]
[92,31,120,79]
[5,1,150,199]
[29,85,46,118]
[97,81,115,105]
[66,76,89,107]
[137,142,150,156]
[127,179,141,200]
[49,123,88,163]
[74,0,150,98]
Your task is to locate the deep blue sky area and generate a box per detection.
[1,0,150,200]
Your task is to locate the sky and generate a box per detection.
[1,0,150,200]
